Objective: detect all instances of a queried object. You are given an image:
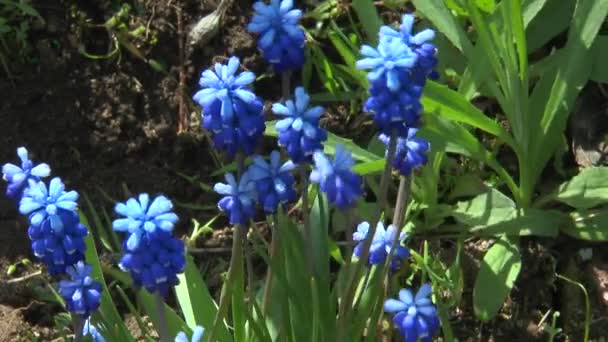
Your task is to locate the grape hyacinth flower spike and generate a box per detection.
[28,208,88,276]
[355,38,422,135]
[112,193,179,251]
[247,150,297,213]
[113,194,185,296]
[274,86,327,163]
[175,326,205,342]
[353,221,409,271]
[19,177,78,233]
[214,172,257,225]
[58,262,102,317]
[2,146,50,202]
[309,145,362,209]
[384,284,440,342]
[247,0,305,72]
[380,13,438,77]
[379,127,430,176]
[193,56,265,156]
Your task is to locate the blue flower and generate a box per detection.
[193,57,256,119]
[356,38,418,92]
[214,172,257,225]
[112,194,179,251]
[193,57,265,156]
[274,87,327,163]
[384,284,440,342]
[83,318,105,342]
[175,326,205,342]
[379,128,430,176]
[248,0,305,71]
[119,230,185,296]
[19,177,79,233]
[247,151,297,213]
[309,145,362,209]
[28,209,88,276]
[2,147,51,202]
[58,262,102,317]
[380,14,438,79]
[353,221,409,270]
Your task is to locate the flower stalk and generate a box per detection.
[155,291,170,342]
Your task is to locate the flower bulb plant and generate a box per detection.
[247,0,306,72]
[193,56,265,157]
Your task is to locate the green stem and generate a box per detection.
[337,130,397,337]
[72,315,85,342]
[207,154,246,342]
[154,292,170,342]
[299,165,314,274]
[556,273,590,342]
[262,214,280,314]
[207,225,244,342]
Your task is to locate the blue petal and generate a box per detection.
[192,326,205,342]
[294,87,309,114]
[399,288,414,305]
[272,103,292,116]
[384,299,408,312]
[234,71,255,86]
[259,28,276,49]
[16,147,28,163]
[30,163,51,178]
[415,284,433,302]
[275,118,294,132]
[2,163,22,177]
[355,57,384,70]
[48,178,64,199]
[214,183,233,195]
[112,218,131,232]
[279,0,293,13]
[126,231,143,250]
[148,196,173,217]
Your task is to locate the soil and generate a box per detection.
[0,0,607,341]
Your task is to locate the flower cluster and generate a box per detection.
[379,128,430,176]
[352,221,409,271]
[1,147,50,202]
[310,145,362,209]
[193,57,265,157]
[214,172,258,225]
[2,148,88,275]
[113,194,185,296]
[58,262,102,317]
[248,0,306,72]
[248,151,297,214]
[274,87,327,163]
[356,13,435,176]
[384,284,440,342]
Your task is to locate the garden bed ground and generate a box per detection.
[0,0,607,341]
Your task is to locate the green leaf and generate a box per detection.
[522,0,549,26]
[563,210,608,241]
[422,81,514,147]
[80,214,134,342]
[452,188,515,227]
[476,0,496,13]
[419,115,519,199]
[591,36,608,83]
[553,167,608,209]
[352,159,384,175]
[530,0,608,193]
[138,290,191,338]
[175,255,232,342]
[351,0,382,43]
[473,236,521,321]
[412,0,474,53]
[451,188,562,236]
[526,0,575,52]
[265,121,381,162]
